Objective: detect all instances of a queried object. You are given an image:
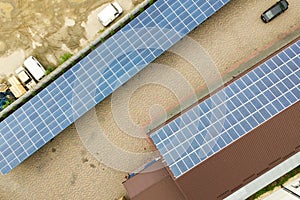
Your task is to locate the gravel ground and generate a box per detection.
[0,0,299,199]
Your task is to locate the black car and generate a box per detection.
[261,0,289,23]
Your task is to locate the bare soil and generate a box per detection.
[0,0,135,76]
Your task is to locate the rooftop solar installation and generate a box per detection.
[0,0,230,174]
[150,40,300,178]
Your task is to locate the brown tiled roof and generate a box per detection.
[175,101,300,199]
[123,160,186,200]
[123,39,300,200]
[124,101,300,200]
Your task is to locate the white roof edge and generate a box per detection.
[224,152,300,200]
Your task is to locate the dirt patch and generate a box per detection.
[0,0,133,75]
[132,0,144,5]
[0,2,13,19]
[68,0,88,3]
[0,49,25,76]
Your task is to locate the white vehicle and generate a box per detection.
[97,2,123,26]
[23,56,46,81]
[15,66,37,90]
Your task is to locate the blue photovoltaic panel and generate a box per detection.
[150,40,300,178]
[0,0,230,174]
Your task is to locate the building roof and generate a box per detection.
[225,152,300,200]
[123,39,300,199]
[175,101,300,199]
[124,101,299,200]
[149,40,299,179]
[123,160,185,200]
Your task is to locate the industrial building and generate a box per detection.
[123,39,300,199]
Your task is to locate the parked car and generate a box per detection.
[261,0,289,23]
[23,56,46,81]
[97,2,123,27]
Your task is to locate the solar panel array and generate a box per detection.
[0,0,230,174]
[150,41,300,178]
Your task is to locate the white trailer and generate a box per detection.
[23,56,46,81]
[97,2,123,26]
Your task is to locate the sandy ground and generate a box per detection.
[0,0,141,77]
[0,0,299,199]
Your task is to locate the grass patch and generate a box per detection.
[80,53,86,59]
[71,61,76,66]
[2,99,14,109]
[130,14,134,20]
[59,52,73,64]
[1,113,8,118]
[45,66,56,75]
[12,106,18,111]
[110,29,115,35]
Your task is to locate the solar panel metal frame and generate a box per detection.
[0,0,230,174]
[150,40,300,178]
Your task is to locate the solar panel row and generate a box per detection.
[150,40,300,178]
[0,0,230,174]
